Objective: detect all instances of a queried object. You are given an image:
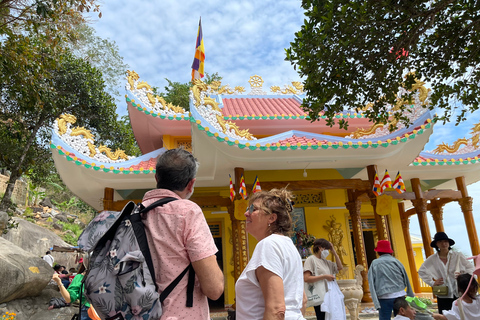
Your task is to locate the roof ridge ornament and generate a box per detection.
[432,123,480,154]
[55,114,133,162]
[126,70,186,114]
[348,78,431,139]
[191,79,256,141]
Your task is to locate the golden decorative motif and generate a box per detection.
[127,70,185,114]
[323,215,347,266]
[209,81,245,95]
[349,124,384,139]
[248,75,264,88]
[433,123,480,154]
[126,70,139,89]
[192,79,255,140]
[56,114,129,161]
[350,78,430,138]
[270,82,304,95]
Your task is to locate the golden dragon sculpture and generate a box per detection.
[270,82,304,94]
[433,123,480,154]
[349,78,431,138]
[192,79,255,140]
[126,70,186,114]
[56,114,129,161]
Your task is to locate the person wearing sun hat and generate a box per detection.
[418,231,475,314]
[368,240,414,320]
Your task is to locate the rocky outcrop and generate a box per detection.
[0,237,52,303]
[2,217,78,268]
[0,211,8,233]
[0,284,78,320]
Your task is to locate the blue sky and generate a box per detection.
[88,0,479,257]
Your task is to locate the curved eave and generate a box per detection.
[126,95,191,154]
[50,134,166,210]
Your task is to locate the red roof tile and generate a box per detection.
[222,97,304,117]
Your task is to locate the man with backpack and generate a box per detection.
[142,148,224,319]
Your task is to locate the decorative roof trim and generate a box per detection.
[193,118,434,151]
[50,143,158,174]
[126,96,192,121]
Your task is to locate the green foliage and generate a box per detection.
[57,221,82,245]
[153,72,223,111]
[418,297,432,306]
[286,0,480,128]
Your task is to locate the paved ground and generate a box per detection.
[210,299,437,320]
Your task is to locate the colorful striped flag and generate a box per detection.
[380,170,392,193]
[373,172,381,196]
[191,18,205,81]
[239,174,248,200]
[252,176,261,193]
[229,174,235,201]
[392,171,406,194]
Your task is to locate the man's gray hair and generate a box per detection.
[155,148,199,191]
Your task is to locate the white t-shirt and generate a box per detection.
[235,234,305,320]
[43,254,54,267]
[443,297,480,320]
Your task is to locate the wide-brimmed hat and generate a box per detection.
[430,232,455,248]
[374,240,393,254]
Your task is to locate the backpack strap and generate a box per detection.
[136,197,196,307]
[133,196,178,293]
[160,264,196,307]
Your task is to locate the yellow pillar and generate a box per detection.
[456,177,480,256]
[399,203,421,293]
[346,190,371,302]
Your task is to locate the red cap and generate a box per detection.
[374,240,393,254]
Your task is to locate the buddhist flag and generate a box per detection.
[372,172,381,196]
[239,175,248,200]
[229,174,235,202]
[191,18,205,81]
[380,170,392,192]
[392,171,406,194]
[252,176,261,193]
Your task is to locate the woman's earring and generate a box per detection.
[268,223,271,227]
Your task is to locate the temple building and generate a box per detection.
[50,71,480,306]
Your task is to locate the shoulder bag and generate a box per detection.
[305,269,323,307]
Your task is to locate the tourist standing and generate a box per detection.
[235,188,306,320]
[368,240,414,320]
[43,250,54,267]
[303,238,343,320]
[142,148,224,319]
[418,232,474,314]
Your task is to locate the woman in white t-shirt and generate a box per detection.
[235,188,306,320]
[303,238,343,320]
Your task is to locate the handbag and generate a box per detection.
[432,285,448,296]
[305,270,323,308]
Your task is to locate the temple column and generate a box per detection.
[229,167,249,282]
[346,190,371,302]
[228,206,248,281]
[399,202,421,293]
[367,165,389,241]
[430,199,445,233]
[103,187,114,210]
[456,177,480,255]
[411,178,434,258]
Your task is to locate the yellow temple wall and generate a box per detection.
[200,169,418,306]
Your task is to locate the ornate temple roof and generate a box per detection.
[50,72,480,209]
